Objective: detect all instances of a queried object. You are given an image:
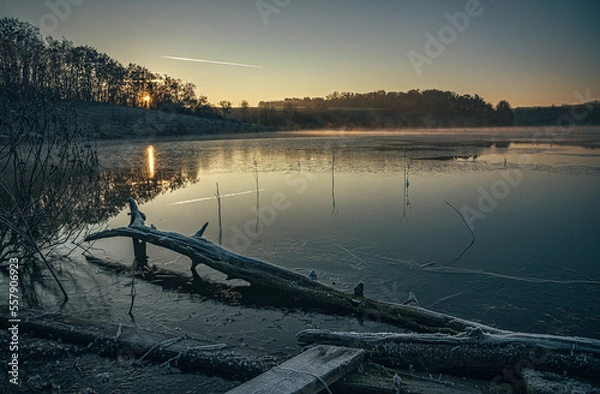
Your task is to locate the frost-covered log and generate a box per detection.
[0,310,277,381]
[522,369,600,394]
[297,329,600,380]
[85,198,507,334]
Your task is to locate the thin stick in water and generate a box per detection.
[128,275,136,322]
[331,148,338,215]
[444,200,476,264]
[253,154,260,232]
[216,183,222,245]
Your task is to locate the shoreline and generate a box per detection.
[92,125,600,149]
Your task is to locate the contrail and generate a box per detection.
[161,56,263,69]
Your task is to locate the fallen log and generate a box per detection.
[0,310,278,381]
[84,198,505,335]
[297,329,600,381]
[84,198,600,386]
[84,255,249,306]
[332,363,496,394]
[0,312,506,394]
[522,369,600,394]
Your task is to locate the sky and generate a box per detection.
[1,0,599,107]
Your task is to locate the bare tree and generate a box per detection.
[0,90,99,302]
[239,100,250,122]
[218,100,232,119]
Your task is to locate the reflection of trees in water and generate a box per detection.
[0,160,198,307]
[16,256,111,311]
[401,152,411,222]
[331,148,338,215]
[198,138,494,175]
[0,92,199,306]
[92,139,493,230]
[91,165,199,222]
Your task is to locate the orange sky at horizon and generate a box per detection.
[2,0,599,108]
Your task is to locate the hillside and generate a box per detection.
[76,101,600,139]
[73,101,266,139]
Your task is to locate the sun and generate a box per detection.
[141,94,152,108]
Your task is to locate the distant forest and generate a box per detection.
[253,90,515,129]
[249,93,600,130]
[2,17,598,131]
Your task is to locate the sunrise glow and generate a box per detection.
[4,1,596,107]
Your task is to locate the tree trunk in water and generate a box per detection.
[297,329,600,381]
[85,198,507,335]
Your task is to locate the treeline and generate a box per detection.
[254,90,515,129]
[0,17,219,117]
[514,103,600,126]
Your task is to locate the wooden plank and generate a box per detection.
[225,345,364,394]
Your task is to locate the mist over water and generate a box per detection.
[83,129,600,339]
[4,128,595,347]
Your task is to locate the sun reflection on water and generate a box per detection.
[147,145,155,178]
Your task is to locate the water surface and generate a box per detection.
[84,129,600,339]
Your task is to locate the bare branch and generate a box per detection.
[444,200,476,264]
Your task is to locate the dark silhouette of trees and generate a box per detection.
[218,100,232,119]
[0,18,45,90]
[0,17,217,117]
[239,100,250,122]
[495,100,514,126]
[513,102,600,126]
[257,89,512,129]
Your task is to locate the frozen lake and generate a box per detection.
[81,128,600,340]
[6,128,598,352]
